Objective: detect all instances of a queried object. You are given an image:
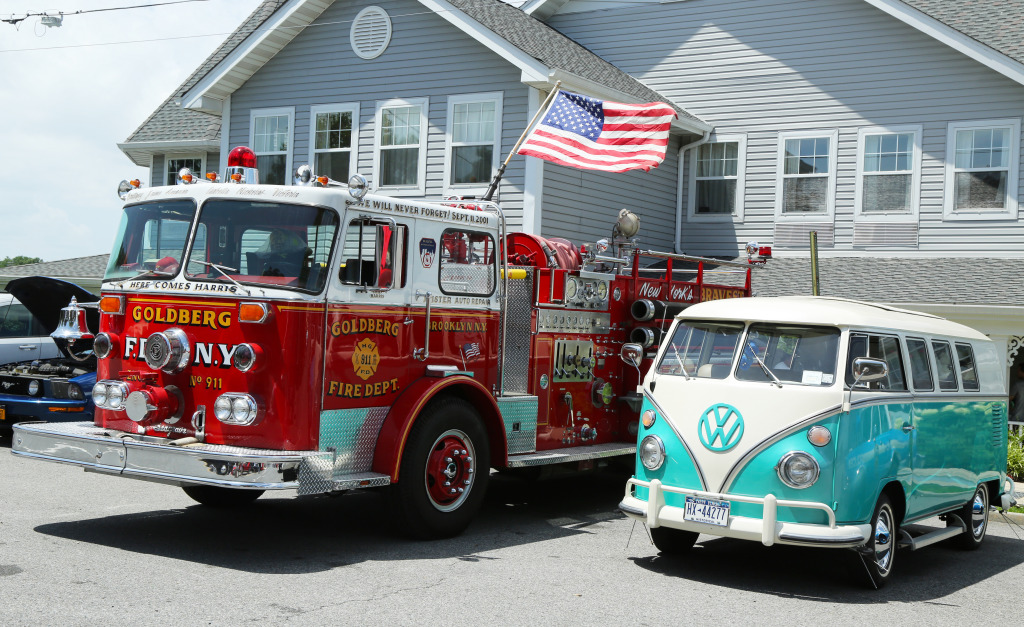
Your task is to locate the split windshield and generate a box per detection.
[656,320,841,385]
[104,198,339,293]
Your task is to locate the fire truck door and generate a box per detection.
[323,217,412,417]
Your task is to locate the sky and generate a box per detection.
[0,0,264,264]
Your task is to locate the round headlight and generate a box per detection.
[92,382,108,407]
[68,383,84,401]
[28,380,41,396]
[231,396,257,424]
[107,383,127,410]
[348,173,368,200]
[777,451,820,489]
[639,434,665,471]
[213,396,232,421]
[807,425,832,447]
[233,343,257,372]
[93,332,113,359]
[641,409,657,429]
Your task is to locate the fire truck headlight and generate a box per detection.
[777,451,820,489]
[93,382,108,407]
[214,393,259,426]
[232,343,261,372]
[93,332,114,359]
[106,382,130,410]
[639,435,665,471]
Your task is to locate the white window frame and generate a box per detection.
[443,92,503,196]
[373,97,428,196]
[943,118,1020,221]
[250,107,295,186]
[854,125,922,223]
[687,134,746,222]
[308,103,360,183]
[164,153,207,186]
[775,129,839,222]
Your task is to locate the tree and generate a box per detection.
[0,256,43,268]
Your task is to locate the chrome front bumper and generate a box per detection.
[11,421,390,494]
[621,477,871,548]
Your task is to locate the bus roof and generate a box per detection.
[680,296,989,342]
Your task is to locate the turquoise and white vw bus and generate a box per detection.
[619,296,1016,587]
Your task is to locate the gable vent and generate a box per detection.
[351,6,392,60]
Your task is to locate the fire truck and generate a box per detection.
[12,146,767,538]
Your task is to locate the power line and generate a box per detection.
[2,0,212,27]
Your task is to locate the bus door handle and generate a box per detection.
[902,424,916,432]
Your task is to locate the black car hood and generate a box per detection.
[6,276,99,335]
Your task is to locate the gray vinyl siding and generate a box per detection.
[540,135,682,251]
[150,155,164,188]
[548,0,1024,256]
[226,0,529,230]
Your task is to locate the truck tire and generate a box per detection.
[390,397,490,539]
[182,485,264,507]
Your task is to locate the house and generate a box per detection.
[0,255,108,293]
[118,0,1024,379]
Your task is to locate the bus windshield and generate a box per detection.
[184,199,339,293]
[104,200,197,281]
[656,320,745,379]
[736,324,840,386]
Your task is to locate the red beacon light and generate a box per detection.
[745,241,772,264]
[226,146,260,184]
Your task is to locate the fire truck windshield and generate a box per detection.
[183,199,339,293]
[105,200,197,281]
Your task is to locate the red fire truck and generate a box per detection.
[13,147,767,538]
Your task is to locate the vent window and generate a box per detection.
[351,7,392,60]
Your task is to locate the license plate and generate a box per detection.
[684,496,730,526]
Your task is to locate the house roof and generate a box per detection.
[119,0,707,163]
[896,0,1024,65]
[0,255,109,292]
[118,1,290,166]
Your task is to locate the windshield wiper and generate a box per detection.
[114,268,174,287]
[745,341,783,388]
[192,261,251,296]
[670,343,691,380]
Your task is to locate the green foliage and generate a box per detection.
[0,256,43,268]
[1009,428,1024,481]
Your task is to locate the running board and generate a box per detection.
[505,443,635,468]
[897,517,965,550]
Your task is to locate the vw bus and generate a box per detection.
[618,296,1016,587]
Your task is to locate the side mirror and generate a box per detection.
[620,343,643,368]
[852,357,888,384]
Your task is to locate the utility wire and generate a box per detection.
[2,0,211,27]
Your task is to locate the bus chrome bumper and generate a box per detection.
[620,477,871,549]
[11,421,391,494]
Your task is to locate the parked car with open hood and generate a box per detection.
[0,277,99,430]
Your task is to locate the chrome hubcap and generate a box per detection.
[874,506,894,575]
[970,489,988,539]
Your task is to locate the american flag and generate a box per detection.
[462,343,481,360]
[517,90,676,173]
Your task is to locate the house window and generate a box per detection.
[251,108,294,186]
[445,93,502,191]
[944,119,1020,219]
[375,98,427,193]
[690,136,745,219]
[856,127,921,219]
[166,157,203,186]
[777,131,837,217]
[310,104,359,183]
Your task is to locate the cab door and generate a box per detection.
[321,216,413,459]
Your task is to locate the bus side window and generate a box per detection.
[931,340,959,391]
[846,333,907,391]
[906,337,934,391]
[955,343,980,391]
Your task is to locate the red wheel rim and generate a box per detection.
[423,429,476,512]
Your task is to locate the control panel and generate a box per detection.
[553,339,595,383]
[563,275,609,310]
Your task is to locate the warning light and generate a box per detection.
[228,146,258,168]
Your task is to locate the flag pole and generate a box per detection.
[482,80,562,201]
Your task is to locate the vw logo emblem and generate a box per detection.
[698,403,744,451]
